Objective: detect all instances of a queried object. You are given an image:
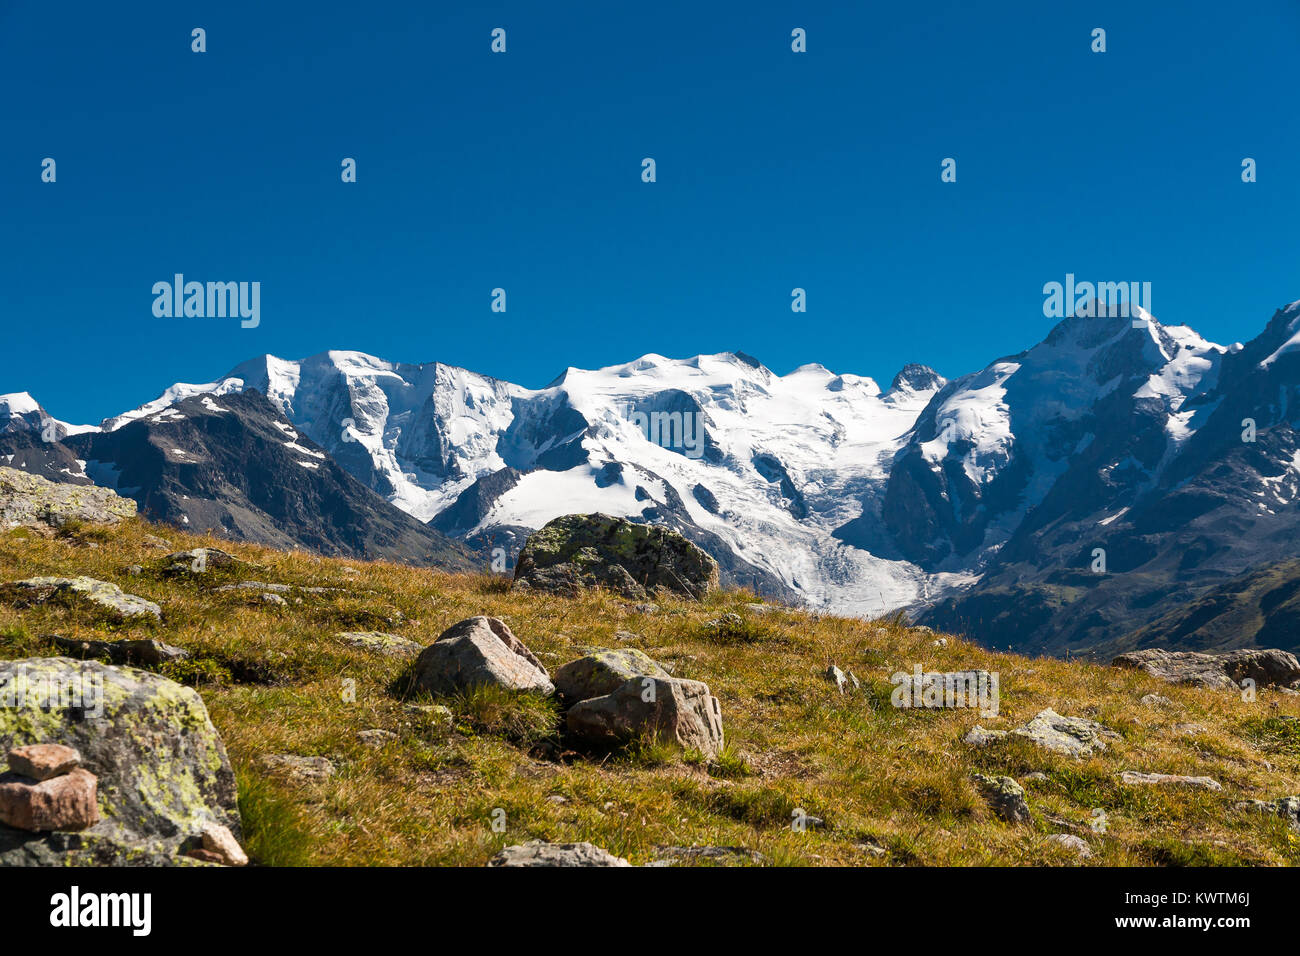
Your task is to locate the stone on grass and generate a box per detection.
[566,675,724,757]
[159,547,246,575]
[972,773,1030,824]
[337,631,423,658]
[1234,796,1300,831]
[1045,833,1092,859]
[198,821,248,866]
[1112,647,1300,690]
[49,635,188,667]
[1119,770,1222,791]
[5,577,161,621]
[965,708,1119,757]
[260,754,336,781]
[486,839,631,867]
[412,616,553,697]
[554,648,670,703]
[513,513,719,601]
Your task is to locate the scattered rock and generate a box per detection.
[1234,796,1300,831]
[141,534,172,550]
[357,729,397,748]
[1112,647,1300,690]
[964,708,1119,757]
[1140,694,1174,707]
[0,658,239,865]
[566,675,725,757]
[630,603,660,614]
[825,664,849,694]
[261,592,288,606]
[337,631,422,658]
[4,576,161,621]
[0,466,137,529]
[972,773,1030,823]
[411,617,554,697]
[404,703,454,727]
[124,565,143,577]
[49,635,189,667]
[614,630,641,642]
[486,839,632,867]
[932,637,948,647]
[1119,771,1222,791]
[649,845,765,866]
[260,754,336,781]
[1045,833,1092,859]
[0,767,100,831]
[513,513,719,600]
[5,743,81,781]
[159,547,246,575]
[1022,771,1050,784]
[198,821,248,866]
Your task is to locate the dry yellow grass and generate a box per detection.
[2,517,1298,866]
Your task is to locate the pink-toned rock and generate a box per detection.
[6,744,81,782]
[0,767,100,831]
[184,848,226,865]
[199,821,249,866]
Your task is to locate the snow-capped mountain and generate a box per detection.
[6,297,1300,656]
[102,349,949,614]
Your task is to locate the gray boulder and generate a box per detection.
[49,636,189,667]
[964,708,1119,757]
[566,675,724,757]
[0,466,137,530]
[4,577,161,622]
[486,839,631,867]
[553,648,670,703]
[411,617,554,697]
[337,631,423,659]
[1119,771,1222,791]
[1235,795,1300,831]
[1111,647,1300,690]
[513,513,719,600]
[972,773,1030,823]
[0,657,239,866]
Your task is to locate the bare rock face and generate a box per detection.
[0,466,137,530]
[566,675,724,757]
[514,513,719,601]
[412,617,554,697]
[0,658,240,866]
[486,840,631,867]
[1111,647,1300,690]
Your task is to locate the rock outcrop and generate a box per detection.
[0,466,136,530]
[514,513,719,600]
[4,577,162,622]
[1111,647,1300,690]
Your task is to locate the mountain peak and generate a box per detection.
[887,364,945,393]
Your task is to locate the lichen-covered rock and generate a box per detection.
[553,648,670,703]
[159,548,246,575]
[1112,647,1300,690]
[566,675,724,757]
[411,616,553,697]
[972,773,1030,824]
[514,513,719,600]
[0,657,239,866]
[1119,771,1222,791]
[486,839,631,867]
[0,466,137,530]
[337,631,422,658]
[1234,795,1300,831]
[964,708,1119,757]
[4,577,161,622]
[50,636,188,667]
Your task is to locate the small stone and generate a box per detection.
[6,744,81,782]
[825,664,849,694]
[932,637,948,647]
[1119,770,1222,791]
[614,630,641,642]
[124,565,143,577]
[1140,694,1173,707]
[486,840,631,867]
[199,821,248,866]
[1022,771,1049,784]
[261,593,288,606]
[260,754,336,781]
[545,794,568,804]
[0,767,100,831]
[972,773,1030,824]
[1045,833,1092,858]
[357,729,398,748]
[50,635,189,667]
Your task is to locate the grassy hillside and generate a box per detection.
[2,517,1299,866]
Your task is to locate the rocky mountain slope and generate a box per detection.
[5,297,1300,656]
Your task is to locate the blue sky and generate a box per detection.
[3,0,1299,424]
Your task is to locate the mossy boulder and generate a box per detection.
[513,513,719,600]
[0,657,239,865]
[553,648,671,703]
[0,466,136,530]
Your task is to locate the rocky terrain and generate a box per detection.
[1,485,1298,866]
